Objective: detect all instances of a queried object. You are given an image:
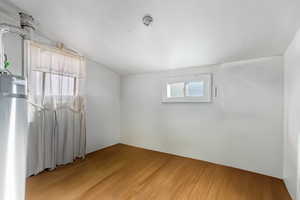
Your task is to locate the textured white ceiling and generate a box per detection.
[9,0,300,74]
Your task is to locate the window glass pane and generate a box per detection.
[185,81,204,97]
[167,82,184,98]
[30,71,43,96]
[44,73,74,96]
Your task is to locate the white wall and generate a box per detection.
[284,28,300,200]
[121,56,283,178]
[86,60,121,153]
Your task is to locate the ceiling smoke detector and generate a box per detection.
[143,15,153,26]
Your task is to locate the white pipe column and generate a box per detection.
[0,12,34,200]
[0,30,5,71]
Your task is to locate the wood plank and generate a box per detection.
[26,144,291,200]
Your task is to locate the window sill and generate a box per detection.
[161,98,212,103]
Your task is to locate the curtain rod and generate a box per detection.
[29,40,84,59]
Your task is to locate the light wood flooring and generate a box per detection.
[26,144,291,200]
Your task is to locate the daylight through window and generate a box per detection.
[162,74,212,103]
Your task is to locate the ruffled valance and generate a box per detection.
[28,41,85,78]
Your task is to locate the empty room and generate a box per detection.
[0,0,300,199]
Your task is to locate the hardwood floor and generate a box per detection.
[26,144,291,200]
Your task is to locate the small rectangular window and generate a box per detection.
[162,74,212,103]
[167,82,184,98]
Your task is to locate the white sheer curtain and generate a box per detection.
[25,41,86,176]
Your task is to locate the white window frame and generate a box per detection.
[162,73,212,103]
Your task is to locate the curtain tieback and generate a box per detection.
[28,101,84,113]
[28,101,45,111]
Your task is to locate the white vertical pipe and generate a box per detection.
[0,31,5,71]
[3,84,17,200]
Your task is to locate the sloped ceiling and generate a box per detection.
[9,0,300,74]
